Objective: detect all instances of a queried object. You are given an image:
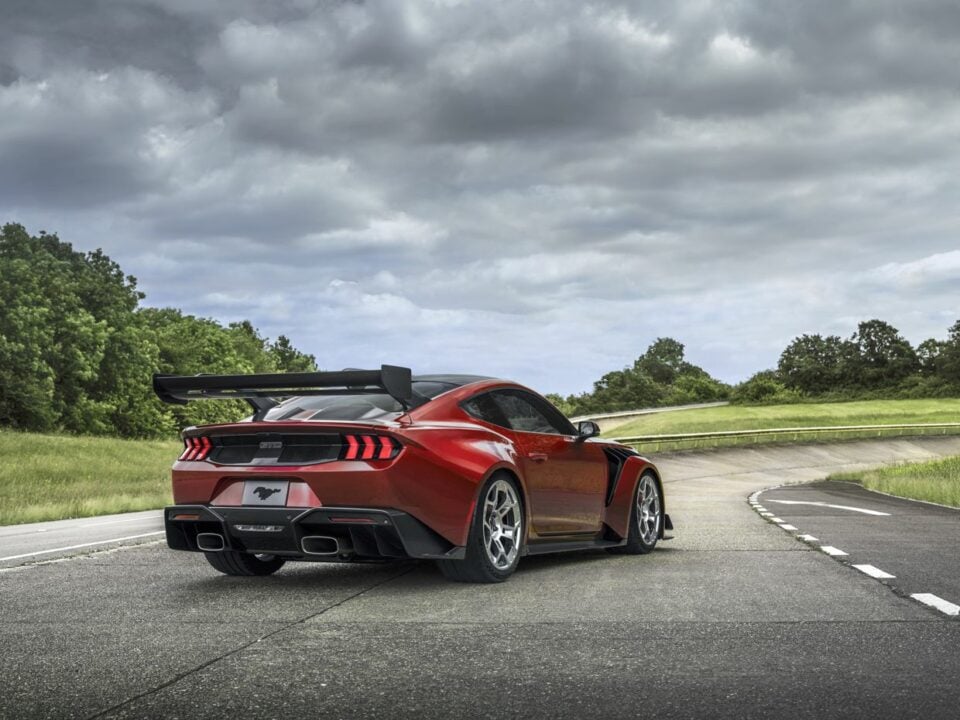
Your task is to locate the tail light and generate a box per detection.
[179,436,212,461]
[340,434,401,461]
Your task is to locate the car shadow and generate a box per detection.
[175,544,681,596]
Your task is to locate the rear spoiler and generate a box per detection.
[152,365,415,417]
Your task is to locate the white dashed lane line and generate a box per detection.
[911,593,960,617]
[853,564,896,580]
[751,487,960,621]
[820,545,849,557]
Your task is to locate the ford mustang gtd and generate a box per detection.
[153,366,672,583]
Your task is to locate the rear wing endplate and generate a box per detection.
[152,365,415,415]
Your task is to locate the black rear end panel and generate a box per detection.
[165,505,464,561]
[210,433,342,465]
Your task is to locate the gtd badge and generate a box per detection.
[259,441,283,450]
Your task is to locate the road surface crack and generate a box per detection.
[84,564,415,720]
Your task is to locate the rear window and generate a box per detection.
[261,381,455,422]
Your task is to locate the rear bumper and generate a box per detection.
[164,505,465,561]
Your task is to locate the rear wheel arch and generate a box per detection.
[437,470,525,583]
[477,466,529,540]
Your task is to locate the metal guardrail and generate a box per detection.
[571,402,731,434]
[569,401,729,423]
[613,422,960,452]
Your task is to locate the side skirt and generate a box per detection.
[522,537,626,556]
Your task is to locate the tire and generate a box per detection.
[437,473,524,583]
[607,471,662,555]
[204,550,286,576]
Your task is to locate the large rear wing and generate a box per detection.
[152,365,415,416]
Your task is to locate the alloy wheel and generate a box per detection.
[482,479,522,570]
[637,475,661,545]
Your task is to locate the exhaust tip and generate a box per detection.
[301,535,339,556]
[196,532,226,552]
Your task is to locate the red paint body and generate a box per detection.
[171,380,663,549]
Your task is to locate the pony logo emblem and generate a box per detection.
[253,486,281,501]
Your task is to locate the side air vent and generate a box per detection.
[601,446,639,506]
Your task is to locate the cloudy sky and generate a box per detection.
[2,0,959,394]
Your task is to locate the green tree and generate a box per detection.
[778,334,850,393]
[0,224,318,437]
[635,337,687,385]
[228,321,279,374]
[916,338,944,376]
[730,370,800,404]
[937,321,960,384]
[0,223,148,434]
[270,335,317,373]
[565,337,729,414]
[847,319,919,388]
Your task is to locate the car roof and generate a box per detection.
[413,374,497,387]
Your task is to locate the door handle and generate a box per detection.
[527,452,548,463]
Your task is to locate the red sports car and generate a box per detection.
[153,366,672,583]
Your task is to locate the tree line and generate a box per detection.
[548,337,731,416]
[737,319,960,403]
[0,223,316,438]
[556,318,960,416]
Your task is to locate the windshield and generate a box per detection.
[261,381,455,422]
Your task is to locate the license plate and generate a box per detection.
[241,480,289,506]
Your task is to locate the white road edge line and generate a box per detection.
[769,517,784,523]
[764,499,890,517]
[40,515,162,531]
[820,546,848,556]
[797,534,818,542]
[0,531,164,562]
[852,564,895,579]
[778,523,798,531]
[911,593,960,616]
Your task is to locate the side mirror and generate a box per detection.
[576,420,601,440]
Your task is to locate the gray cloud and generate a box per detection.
[2,0,959,394]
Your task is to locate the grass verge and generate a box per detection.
[0,430,179,525]
[609,398,960,436]
[829,456,960,508]
[606,398,960,452]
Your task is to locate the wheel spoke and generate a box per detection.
[636,477,660,544]
[480,480,522,570]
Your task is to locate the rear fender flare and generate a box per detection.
[467,463,529,545]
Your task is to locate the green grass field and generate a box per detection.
[608,399,960,437]
[830,456,960,508]
[0,430,180,525]
[605,398,960,452]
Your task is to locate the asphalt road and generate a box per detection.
[3,436,960,720]
[756,480,960,616]
[0,511,163,567]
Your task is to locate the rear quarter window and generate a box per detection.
[461,394,511,429]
